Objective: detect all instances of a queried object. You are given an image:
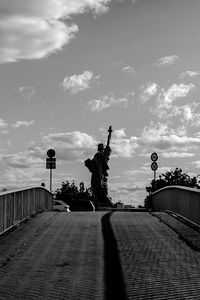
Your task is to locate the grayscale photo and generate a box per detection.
[0,0,200,299]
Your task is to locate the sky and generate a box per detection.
[1,0,200,206]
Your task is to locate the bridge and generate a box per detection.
[0,186,200,299]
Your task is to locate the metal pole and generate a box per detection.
[50,168,52,191]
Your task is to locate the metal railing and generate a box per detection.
[0,186,53,235]
[151,185,200,225]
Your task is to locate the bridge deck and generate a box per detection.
[0,211,200,299]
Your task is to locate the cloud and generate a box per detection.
[41,127,138,159]
[142,122,170,137]
[140,82,159,102]
[121,66,136,75]
[140,81,196,122]
[0,0,111,64]
[126,91,135,97]
[180,70,199,79]
[181,105,193,122]
[44,131,95,148]
[0,119,8,129]
[165,102,200,127]
[0,119,9,134]
[0,130,97,189]
[161,152,195,158]
[110,182,146,206]
[155,55,178,67]
[145,81,197,123]
[0,131,96,185]
[87,93,128,112]
[171,104,197,123]
[0,0,111,19]
[18,86,36,99]
[98,123,200,159]
[2,154,33,169]
[142,135,198,150]
[28,145,45,159]
[0,16,78,63]
[117,186,145,193]
[158,83,195,109]
[0,130,102,180]
[112,137,138,158]
[140,121,200,150]
[111,129,138,158]
[113,129,126,139]
[61,71,99,94]
[192,161,200,169]
[43,131,96,161]
[0,151,46,189]
[98,124,200,159]
[12,120,35,128]
[118,0,139,3]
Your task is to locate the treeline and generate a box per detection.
[55,180,94,204]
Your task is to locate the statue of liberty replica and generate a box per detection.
[85,126,113,208]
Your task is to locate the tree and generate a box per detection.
[55,180,77,201]
[54,180,94,204]
[144,168,200,208]
[79,182,85,194]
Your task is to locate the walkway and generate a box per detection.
[0,211,200,299]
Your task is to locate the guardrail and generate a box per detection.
[152,185,200,225]
[0,186,53,235]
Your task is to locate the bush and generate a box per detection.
[54,180,95,204]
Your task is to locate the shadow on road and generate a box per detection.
[101,211,127,300]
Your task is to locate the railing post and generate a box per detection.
[14,192,16,223]
[4,195,7,231]
[28,189,30,216]
[21,191,24,219]
[43,189,46,210]
[34,188,36,212]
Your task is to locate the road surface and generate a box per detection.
[0,211,200,299]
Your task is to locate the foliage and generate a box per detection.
[144,194,153,209]
[144,168,200,208]
[54,180,94,204]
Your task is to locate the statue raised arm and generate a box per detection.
[104,125,112,162]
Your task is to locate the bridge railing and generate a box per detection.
[152,185,200,225]
[0,186,53,235]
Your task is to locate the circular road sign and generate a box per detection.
[151,152,158,162]
[47,149,56,158]
[151,161,158,171]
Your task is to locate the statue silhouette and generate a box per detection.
[85,126,113,208]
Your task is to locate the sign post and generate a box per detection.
[46,149,56,191]
[151,152,158,181]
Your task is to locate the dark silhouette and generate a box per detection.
[85,126,113,207]
[101,212,127,300]
[54,180,94,205]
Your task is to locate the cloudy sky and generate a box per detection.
[1,0,200,206]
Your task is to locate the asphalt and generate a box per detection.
[0,211,200,299]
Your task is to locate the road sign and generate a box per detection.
[151,152,158,162]
[47,149,56,158]
[46,157,56,169]
[46,149,56,191]
[151,161,158,171]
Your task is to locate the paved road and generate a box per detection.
[0,211,200,299]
